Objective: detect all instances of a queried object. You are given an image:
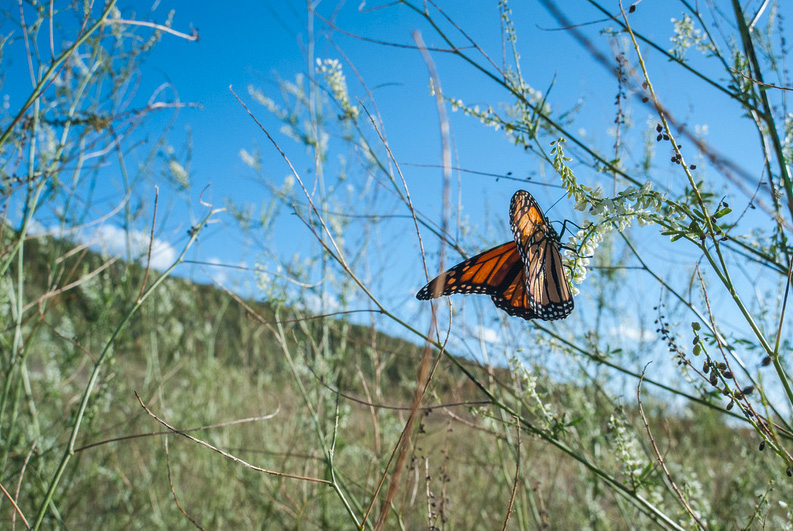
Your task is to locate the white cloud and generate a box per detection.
[477,326,500,344]
[610,323,655,343]
[25,218,49,236]
[302,291,340,314]
[202,257,248,285]
[84,225,177,270]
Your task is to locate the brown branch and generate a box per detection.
[138,186,159,302]
[134,392,331,485]
[372,30,453,530]
[23,256,119,314]
[74,409,280,453]
[165,436,205,530]
[0,479,30,529]
[13,440,36,530]
[637,366,706,529]
[694,266,775,440]
[502,417,521,530]
[731,68,793,91]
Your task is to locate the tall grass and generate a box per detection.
[2,1,792,529]
[233,1,793,528]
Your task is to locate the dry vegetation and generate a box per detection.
[3,1,793,529]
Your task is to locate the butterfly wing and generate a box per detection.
[416,241,523,299]
[489,266,539,320]
[509,190,574,320]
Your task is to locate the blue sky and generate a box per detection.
[5,1,784,379]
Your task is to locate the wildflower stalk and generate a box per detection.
[32,207,218,530]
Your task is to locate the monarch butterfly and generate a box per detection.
[416,190,574,321]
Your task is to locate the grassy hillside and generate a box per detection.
[3,231,790,529]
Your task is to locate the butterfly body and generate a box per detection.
[416,190,574,321]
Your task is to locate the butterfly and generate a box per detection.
[416,190,574,321]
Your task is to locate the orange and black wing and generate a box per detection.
[416,240,539,320]
[509,190,574,320]
[416,242,537,319]
[489,266,539,320]
[416,241,521,299]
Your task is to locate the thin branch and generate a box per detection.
[135,392,332,485]
[137,186,159,302]
[773,256,793,355]
[164,436,205,530]
[104,18,199,41]
[0,0,113,150]
[74,410,281,453]
[1,479,30,529]
[373,29,454,531]
[731,68,793,91]
[637,366,706,529]
[23,256,119,314]
[33,206,219,530]
[313,10,463,53]
[501,417,521,531]
[14,440,36,531]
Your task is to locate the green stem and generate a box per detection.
[31,209,215,530]
[0,1,119,150]
[730,0,793,223]
[400,1,642,188]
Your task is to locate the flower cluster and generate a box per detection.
[564,182,664,289]
[553,138,665,289]
[438,79,551,147]
[670,14,711,60]
[317,58,359,120]
[608,414,647,489]
[783,113,793,165]
[510,356,555,429]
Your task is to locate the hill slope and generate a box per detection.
[2,231,788,528]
